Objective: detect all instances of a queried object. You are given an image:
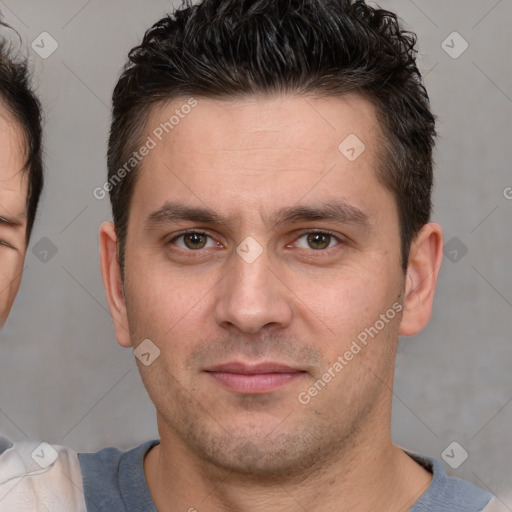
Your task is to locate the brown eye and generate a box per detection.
[183,232,208,250]
[306,232,332,250]
[294,231,340,251]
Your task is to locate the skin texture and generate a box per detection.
[0,108,28,328]
[100,93,443,511]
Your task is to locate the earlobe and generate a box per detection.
[99,222,132,348]
[399,223,444,337]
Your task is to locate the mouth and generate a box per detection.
[204,361,307,394]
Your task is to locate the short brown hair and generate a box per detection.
[108,0,436,272]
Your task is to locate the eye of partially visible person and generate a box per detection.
[0,239,16,249]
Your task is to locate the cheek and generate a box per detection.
[0,249,23,284]
[291,263,398,336]
[0,251,24,319]
[124,256,211,361]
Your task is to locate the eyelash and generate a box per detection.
[0,240,15,250]
[168,229,344,257]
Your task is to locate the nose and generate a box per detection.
[214,240,293,334]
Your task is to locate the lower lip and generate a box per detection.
[207,371,304,394]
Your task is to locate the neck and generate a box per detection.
[144,413,432,512]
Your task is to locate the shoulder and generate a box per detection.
[0,436,85,512]
[78,439,159,512]
[408,452,506,512]
[78,439,158,481]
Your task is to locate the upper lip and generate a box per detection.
[205,361,303,374]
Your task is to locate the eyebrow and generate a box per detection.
[145,199,369,231]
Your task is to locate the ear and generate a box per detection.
[399,222,443,336]
[99,222,131,347]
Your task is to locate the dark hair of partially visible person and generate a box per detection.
[108,0,436,273]
[0,17,44,241]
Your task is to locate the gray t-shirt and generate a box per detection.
[78,440,496,511]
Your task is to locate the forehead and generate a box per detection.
[133,93,390,221]
[0,108,28,221]
[145,92,380,160]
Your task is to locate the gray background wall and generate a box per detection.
[0,0,511,504]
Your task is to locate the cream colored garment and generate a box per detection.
[0,437,86,511]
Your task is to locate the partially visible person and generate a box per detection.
[0,17,85,512]
[0,20,42,329]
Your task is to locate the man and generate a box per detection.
[0,18,86,512]
[91,0,506,510]
[0,1,506,510]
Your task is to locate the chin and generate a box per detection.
[184,425,329,482]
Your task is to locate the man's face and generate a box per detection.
[105,94,411,475]
[0,110,28,328]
